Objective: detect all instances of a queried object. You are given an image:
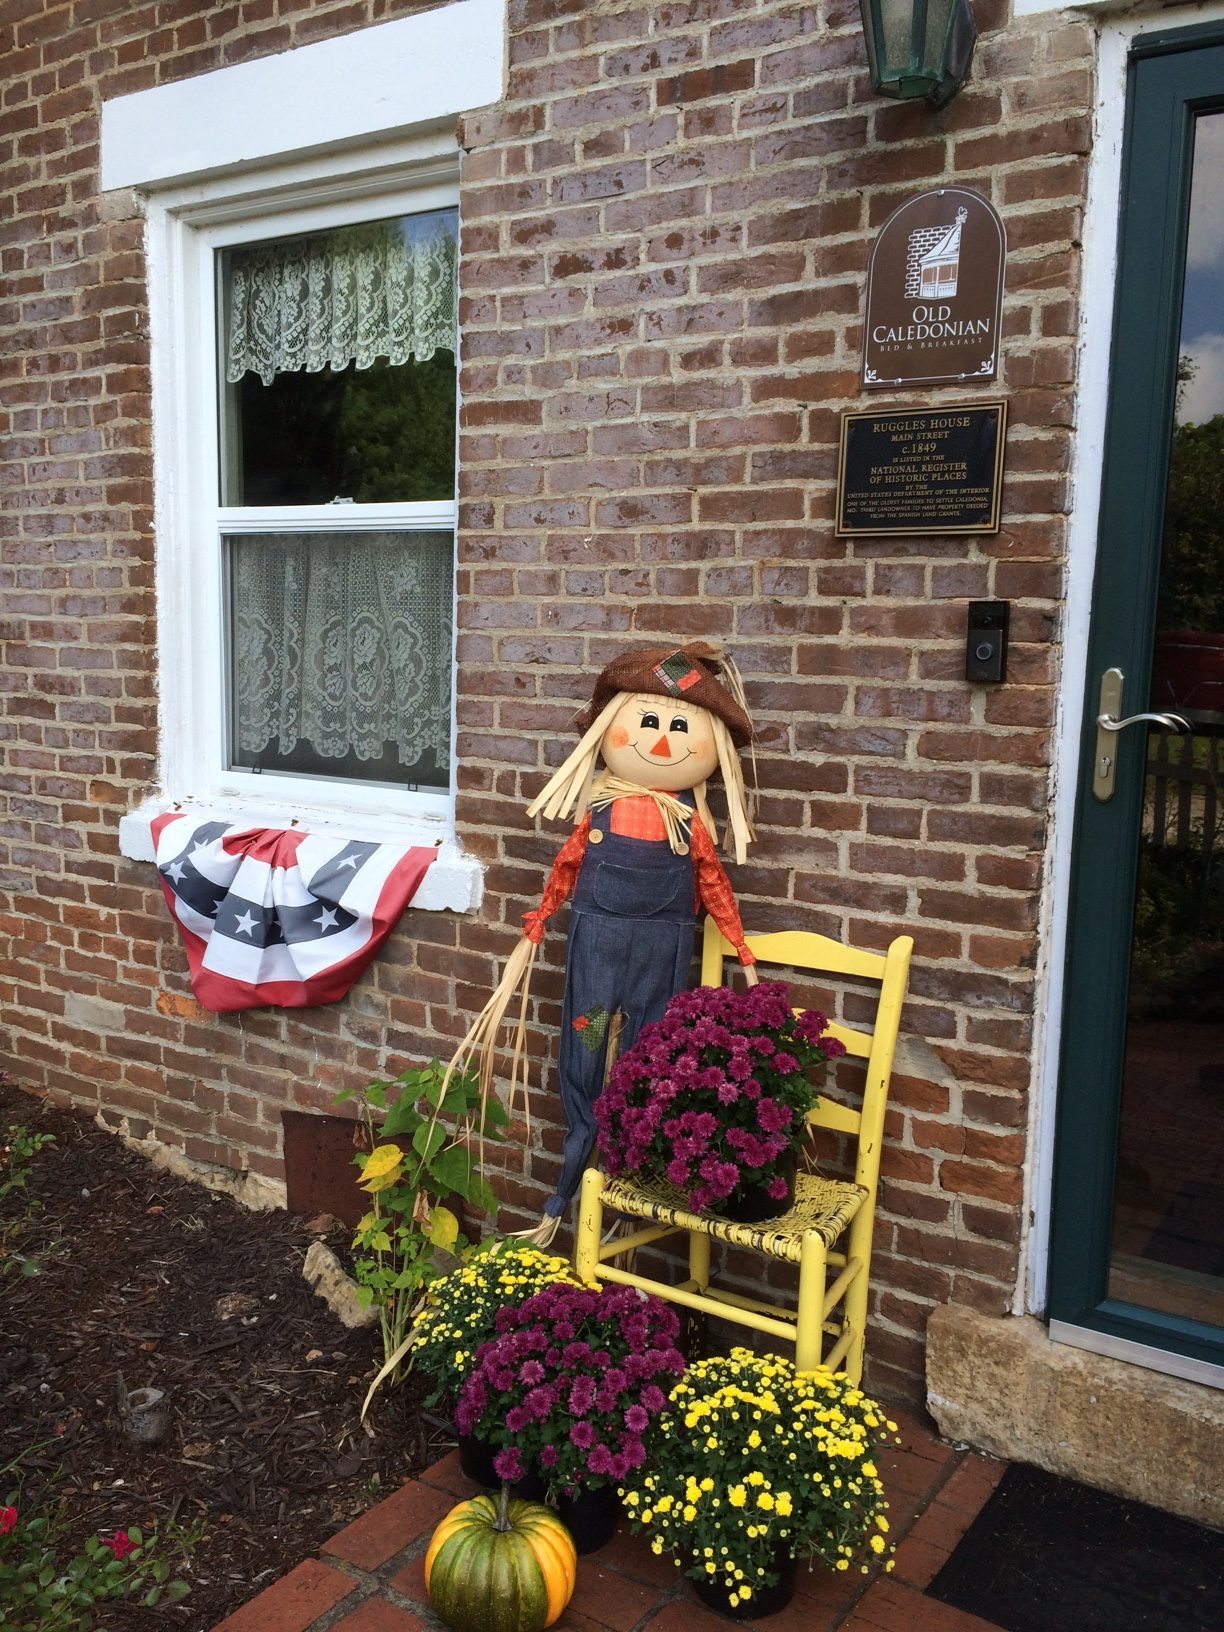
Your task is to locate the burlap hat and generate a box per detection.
[576,643,753,747]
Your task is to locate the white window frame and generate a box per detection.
[143,135,463,846]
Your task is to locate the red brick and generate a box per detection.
[933,1453,1007,1517]
[641,1600,743,1632]
[331,1602,428,1632]
[888,1531,949,1589]
[321,1482,456,1571]
[567,1558,667,1630]
[210,1560,356,1632]
[657,59,756,106]
[846,1574,1004,1629]
[386,1552,429,1607]
[594,1525,680,1591]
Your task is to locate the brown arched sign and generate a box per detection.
[862,187,1006,391]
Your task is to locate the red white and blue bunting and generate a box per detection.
[152,815,437,1014]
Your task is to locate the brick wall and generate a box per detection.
[0,0,1096,1402]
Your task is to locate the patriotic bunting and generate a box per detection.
[152,815,437,1014]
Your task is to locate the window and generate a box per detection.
[218,210,457,793]
[142,142,461,834]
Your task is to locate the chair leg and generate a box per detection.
[840,1212,874,1385]
[687,1229,711,1292]
[574,1168,604,1282]
[795,1231,828,1372]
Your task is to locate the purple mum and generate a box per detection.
[456,1283,684,1497]
[595,979,845,1213]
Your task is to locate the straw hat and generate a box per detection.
[575,643,753,748]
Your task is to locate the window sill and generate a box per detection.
[119,796,484,915]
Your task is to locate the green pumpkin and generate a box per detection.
[425,1488,577,1632]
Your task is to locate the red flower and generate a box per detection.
[0,1506,17,1535]
[572,1015,589,1032]
[100,1531,137,1560]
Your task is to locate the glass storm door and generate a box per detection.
[1050,26,1224,1380]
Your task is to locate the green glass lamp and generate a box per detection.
[858,0,978,108]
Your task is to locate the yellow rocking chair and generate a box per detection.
[573,921,913,1382]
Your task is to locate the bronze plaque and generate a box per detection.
[835,401,1007,536]
[862,188,1005,390]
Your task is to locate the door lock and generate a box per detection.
[1091,668,1190,801]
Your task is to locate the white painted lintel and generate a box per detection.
[101,0,507,193]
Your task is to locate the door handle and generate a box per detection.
[1096,711,1190,733]
[1092,668,1190,802]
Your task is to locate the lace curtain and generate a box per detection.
[225,210,457,387]
[229,531,453,776]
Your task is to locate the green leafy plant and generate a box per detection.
[0,1499,193,1631]
[335,1059,507,1404]
[1,1126,57,1279]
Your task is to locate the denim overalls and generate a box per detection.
[544,795,697,1219]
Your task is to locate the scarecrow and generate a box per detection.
[451,643,759,1246]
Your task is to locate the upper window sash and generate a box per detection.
[147,156,460,834]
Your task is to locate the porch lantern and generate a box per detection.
[858,0,977,108]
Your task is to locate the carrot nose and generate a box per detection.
[649,734,672,758]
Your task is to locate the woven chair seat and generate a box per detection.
[600,1170,867,1263]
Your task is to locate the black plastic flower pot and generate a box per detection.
[712,1152,797,1224]
[690,1550,799,1619]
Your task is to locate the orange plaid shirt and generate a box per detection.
[521,804,755,965]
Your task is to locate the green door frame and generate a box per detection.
[1048,22,1224,1369]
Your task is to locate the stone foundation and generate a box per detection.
[926,1304,1224,1528]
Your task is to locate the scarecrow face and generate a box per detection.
[599,691,720,792]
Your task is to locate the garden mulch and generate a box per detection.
[1,1076,441,1631]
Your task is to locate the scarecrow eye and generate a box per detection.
[641,711,659,729]
[670,716,689,734]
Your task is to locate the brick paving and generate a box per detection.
[211,1408,1007,1632]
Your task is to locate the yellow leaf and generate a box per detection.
[358,1144,405,1191]
[429,1205,459,1250]
[361,1169,403,1194]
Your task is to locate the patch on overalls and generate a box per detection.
[571,1005,610,1051]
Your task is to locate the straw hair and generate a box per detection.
[712,714,755,864]
[713,650,758,802]
[525,696,623,825]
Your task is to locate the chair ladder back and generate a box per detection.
[809,1020,871,1138]
[701,925,888,986]
[850,934,913,1195]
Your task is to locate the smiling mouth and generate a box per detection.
[632,742,694,766]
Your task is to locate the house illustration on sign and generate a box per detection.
[905,206,969,300]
